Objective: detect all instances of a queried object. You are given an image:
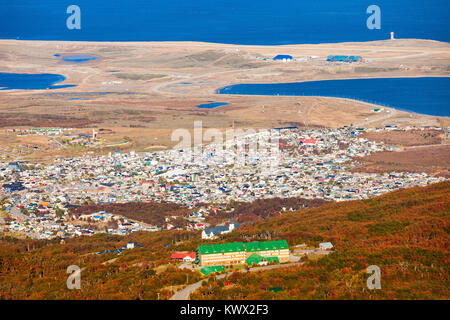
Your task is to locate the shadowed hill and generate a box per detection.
[193,181,450,299]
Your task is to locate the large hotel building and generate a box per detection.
[196,240,290,267]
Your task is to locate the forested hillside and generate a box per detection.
[193,182,450,299]
[1,182,448,299]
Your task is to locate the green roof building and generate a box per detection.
[197,242,245,255]
[196,242,247,267]
[246,253,265,266]
[245,240,289,253]
[196,240,289,268]
[247,253,280,266]
[265,256,280,263]
[200,265,225,276]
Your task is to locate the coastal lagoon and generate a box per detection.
[218,77,450,117]
[60,55,99,63]
[0,73,75,90]
[197,102,229,109]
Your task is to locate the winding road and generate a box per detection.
[170,261,304,300]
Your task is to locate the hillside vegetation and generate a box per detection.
[193,182,450,299]
[0,182,448,299]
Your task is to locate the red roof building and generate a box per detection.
[171,252,196,261]
[299,138,319,144]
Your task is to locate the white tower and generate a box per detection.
[229,218,235,232]
[390,32,395,40]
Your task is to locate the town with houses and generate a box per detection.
[0,126,447,241]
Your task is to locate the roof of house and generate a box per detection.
[319,242,333,248]
[200,265,225,276]
[245,240,289,252]
[246,253,264,266]
[265,256,280,263]
[203,225,229,235]
[197,242,245,255]
[171,252,195,259]
[273,54,293,60]
[203,220,242,236]
[185,252,196,259]
[247,253,280,265]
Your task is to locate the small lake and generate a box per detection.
[0,73,75,90]
[218,77,450,117]
[197,102,229,109]
[60,55,99,63]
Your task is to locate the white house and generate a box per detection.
[319,242,333,250]
[183,253,195,262]
[201,218,239,240]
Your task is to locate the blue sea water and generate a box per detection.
[0,73,75,90]
[0,1,449,44]
[197,102,229,109]
[218,77,450,117]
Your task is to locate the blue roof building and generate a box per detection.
[202,218,242,239]
[2,182,25,192]
[8,162,20,170]
[273,55,293,61]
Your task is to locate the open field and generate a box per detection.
[360,129,445,147]
[0,39,449,159]
[353,144,450,177]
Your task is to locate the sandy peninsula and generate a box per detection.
[0,38,449,160]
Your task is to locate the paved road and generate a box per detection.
[289,253,301,262]
[350,102,399,128]
[170,261,304,300]
[179,262,194,271]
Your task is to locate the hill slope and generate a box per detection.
[193,181,450,299]
[0,182,448,299]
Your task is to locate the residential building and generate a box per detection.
[319,242,333,250]
[196,242,247,267]
[196,240,289,267]
[244,240,290,263]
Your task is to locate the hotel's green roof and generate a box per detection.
[244,240,289,252]
[247,253,280,266]
[246,253,264,266]
[200,265,225,276]
[197,242,245,255]
[265,256,280,263]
